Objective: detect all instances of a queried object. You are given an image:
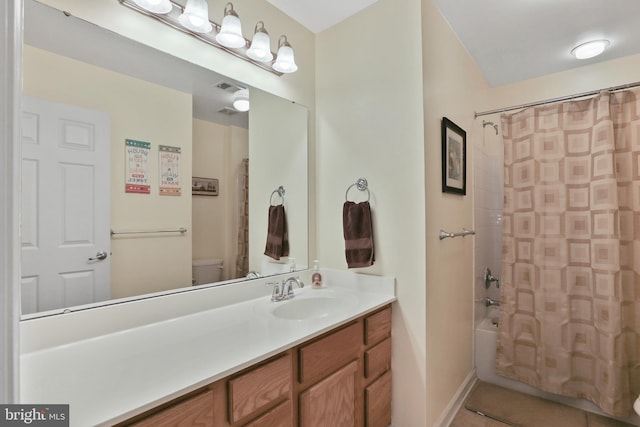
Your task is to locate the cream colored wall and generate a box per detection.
[249,89,309,273]
[23,45,193,299]
[192,119,248,281]
[481,53,640,117]
[316,0,428,424]
[422,1,490,425]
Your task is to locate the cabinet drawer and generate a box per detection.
[364,306,391,345]
[128,389,214,427]
[228,353,292,424]
[298,322,361,384]
[365,370,392,427]
[365,337,391,379]
[244,400,292,427]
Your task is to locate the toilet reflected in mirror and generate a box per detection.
[192,259,224,286]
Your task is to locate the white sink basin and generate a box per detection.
[254,288,358,321]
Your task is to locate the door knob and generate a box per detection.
[88,251,108,261]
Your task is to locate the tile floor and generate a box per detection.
[450,382,640,427]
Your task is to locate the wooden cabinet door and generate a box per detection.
[365,371,391,427]
[299,361,358,427]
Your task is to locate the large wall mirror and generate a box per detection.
[21,0,309,318]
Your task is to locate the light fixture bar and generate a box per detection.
[119,0,283,76]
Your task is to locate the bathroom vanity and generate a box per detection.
[20,270,395,426]
[120,305,391,426]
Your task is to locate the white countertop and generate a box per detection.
[20,269,395,426]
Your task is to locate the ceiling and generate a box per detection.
[268,0,640,86]
[29,0,640,123]
[26,0,249,128]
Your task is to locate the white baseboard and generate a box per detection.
[434,370,478,427]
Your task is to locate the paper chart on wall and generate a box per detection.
[125,139,151,194]
[159,145,181,196]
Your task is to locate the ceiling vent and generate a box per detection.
[216,81,241,92]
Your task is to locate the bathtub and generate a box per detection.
[474,308,640,424]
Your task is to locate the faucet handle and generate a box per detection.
[282,280,295,299]
[270,282,282,301]
[484,268,500,289]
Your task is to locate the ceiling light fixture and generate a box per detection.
[233,88,250,112]
[247,21,273,62]
[571,40,610,60]
[273,35,298,74]
[119,0,297,76]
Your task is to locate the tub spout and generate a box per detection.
[485,297,500,307]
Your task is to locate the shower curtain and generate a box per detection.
[496,89,640,417]
[235,158,249,278]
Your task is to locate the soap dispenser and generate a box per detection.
[312,260,323,289]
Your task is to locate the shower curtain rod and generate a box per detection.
[474,80,640,118]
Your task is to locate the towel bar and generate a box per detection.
[111,227,187,236]
[270,186,285,205]
[345,177,370,202]
[439,228,475,240]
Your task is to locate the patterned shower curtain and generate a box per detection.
[496,89,640,417]
[235,158,249,278]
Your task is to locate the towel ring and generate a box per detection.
[345,177,370,202]
[270,186,285,205]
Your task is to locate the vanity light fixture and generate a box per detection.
[178,0,212,33]
[273,35,298,74]
[215,2,245,48]
[131,0,171,14]
[233,88,250,112]
[571,39,610,59]
[247,21,273,62]
[119,0,298,76]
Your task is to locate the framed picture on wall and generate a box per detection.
[441,117,466,195]
[192,177,219,196]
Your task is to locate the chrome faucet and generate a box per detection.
[484,268,500,289]
[246,271,261,279]
[485,297,500,307]
[271,276,304,302]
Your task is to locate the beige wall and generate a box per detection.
[316,0,428,424]
[422,2,491,425]
[23,45,193,299]
[192,119,248,281]
[249,89,309,273]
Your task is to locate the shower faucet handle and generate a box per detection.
[484,268,500,289]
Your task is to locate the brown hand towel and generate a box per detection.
[264,204,289,260]
[343,201,375,268]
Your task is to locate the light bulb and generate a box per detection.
[178,0,212,33]
[132,0,172,14]
[216,3,245,49]
[247,22,273,62]
[273,36,297,73]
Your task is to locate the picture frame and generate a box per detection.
[192,177,219,196]
[441,117,466,195]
